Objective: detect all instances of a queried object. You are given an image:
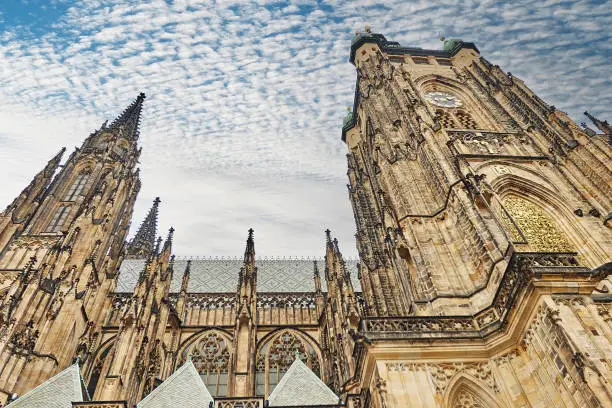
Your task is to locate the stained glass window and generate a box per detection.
[184,332,231,397]
[255,330,321,397]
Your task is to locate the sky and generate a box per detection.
[0,0,610,258]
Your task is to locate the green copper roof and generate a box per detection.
[343,110,354,127]
[443,38,464,53]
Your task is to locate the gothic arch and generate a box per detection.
[443,373,503,408]
[415,75,500,131]
[255,328,323,397]
[484,171,604,265]
[178,329,232,397]
[86,335,115,398]
[177,326,233,351]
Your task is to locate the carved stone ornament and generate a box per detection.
[385,361,497,394]
[9,320,40,357]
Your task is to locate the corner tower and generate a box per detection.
[342,30,611,408]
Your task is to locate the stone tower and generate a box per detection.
[0,93,145,402]
[341,31,611,407]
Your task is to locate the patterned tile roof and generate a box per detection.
[7,363,85,408]
[116,258,361,294]
[268,358,339,407]
[136,360,213,408]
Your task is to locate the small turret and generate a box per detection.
[125,198,160,259]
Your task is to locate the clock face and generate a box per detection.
[423,92,462,108]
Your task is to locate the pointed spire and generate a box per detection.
[46,147,66,176]
[109,93,146,140]
[584,111,611,135]
[243,228,255,264]
[125,197,160,259]
[162,227,174,252]
[313,260,322,294]
[180,260,191,293]
[154,236,162,255]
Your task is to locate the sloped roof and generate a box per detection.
[117,258,361,293]
[136,360,213,408]
[7,363,84,408]
[268,359,339,407]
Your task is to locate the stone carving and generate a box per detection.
[385,361,497,394]
[256,293,316,309]
[9,320,39,357]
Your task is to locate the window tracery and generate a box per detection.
[182,331,231,397]
[64,172,90,201]
[255,330,321,397]
[455,110,478,130]
[452,388,486,408]
[47,205,71,232]
[434,109,456,129]
[434,109,480,130]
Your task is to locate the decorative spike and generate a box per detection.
[584,111,611,135]
[125,197,160,259]
[313,260,320,277]
[163,227,175,252]
[243,228,255,264]
[109,93,146,140]
[154,236,162,255]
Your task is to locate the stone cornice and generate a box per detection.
[357,252,605,342]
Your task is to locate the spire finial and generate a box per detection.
[313,260,320,277]
[243,228,255,264]
[108,93,146,140]
[184,260,192,277]
[163,227,175,252]
[125,197,160,258]
[584,111,611,135]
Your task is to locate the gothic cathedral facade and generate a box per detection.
[0,32,610,408]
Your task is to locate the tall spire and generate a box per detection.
[243,228,255,264]
[109,93,146,140]
[125,197,160,259]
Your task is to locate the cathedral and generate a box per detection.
[0,30,610,408]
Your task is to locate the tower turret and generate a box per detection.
[125,197,160,259]
[0,147,65,255]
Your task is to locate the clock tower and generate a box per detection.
[341,31,611,407]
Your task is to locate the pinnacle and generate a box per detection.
[243,228,255,264]
[109,93,146,140]
[125,197,160,258]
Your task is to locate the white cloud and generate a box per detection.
[0,0,610,257]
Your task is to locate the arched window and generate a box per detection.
[87,346,110,398]
[501,195,574,252]
[454,110,478,130]
[64,172,90,201]
[182,331,231,397]
[47,205,71,232]
[434,109,456,129]
[255,330,321,397]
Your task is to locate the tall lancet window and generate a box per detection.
[255,330,321,397]
[64,172,89,201]
[183,331,231,397]
[47,205,71,232]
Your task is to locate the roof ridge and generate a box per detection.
[169,256,360,261]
